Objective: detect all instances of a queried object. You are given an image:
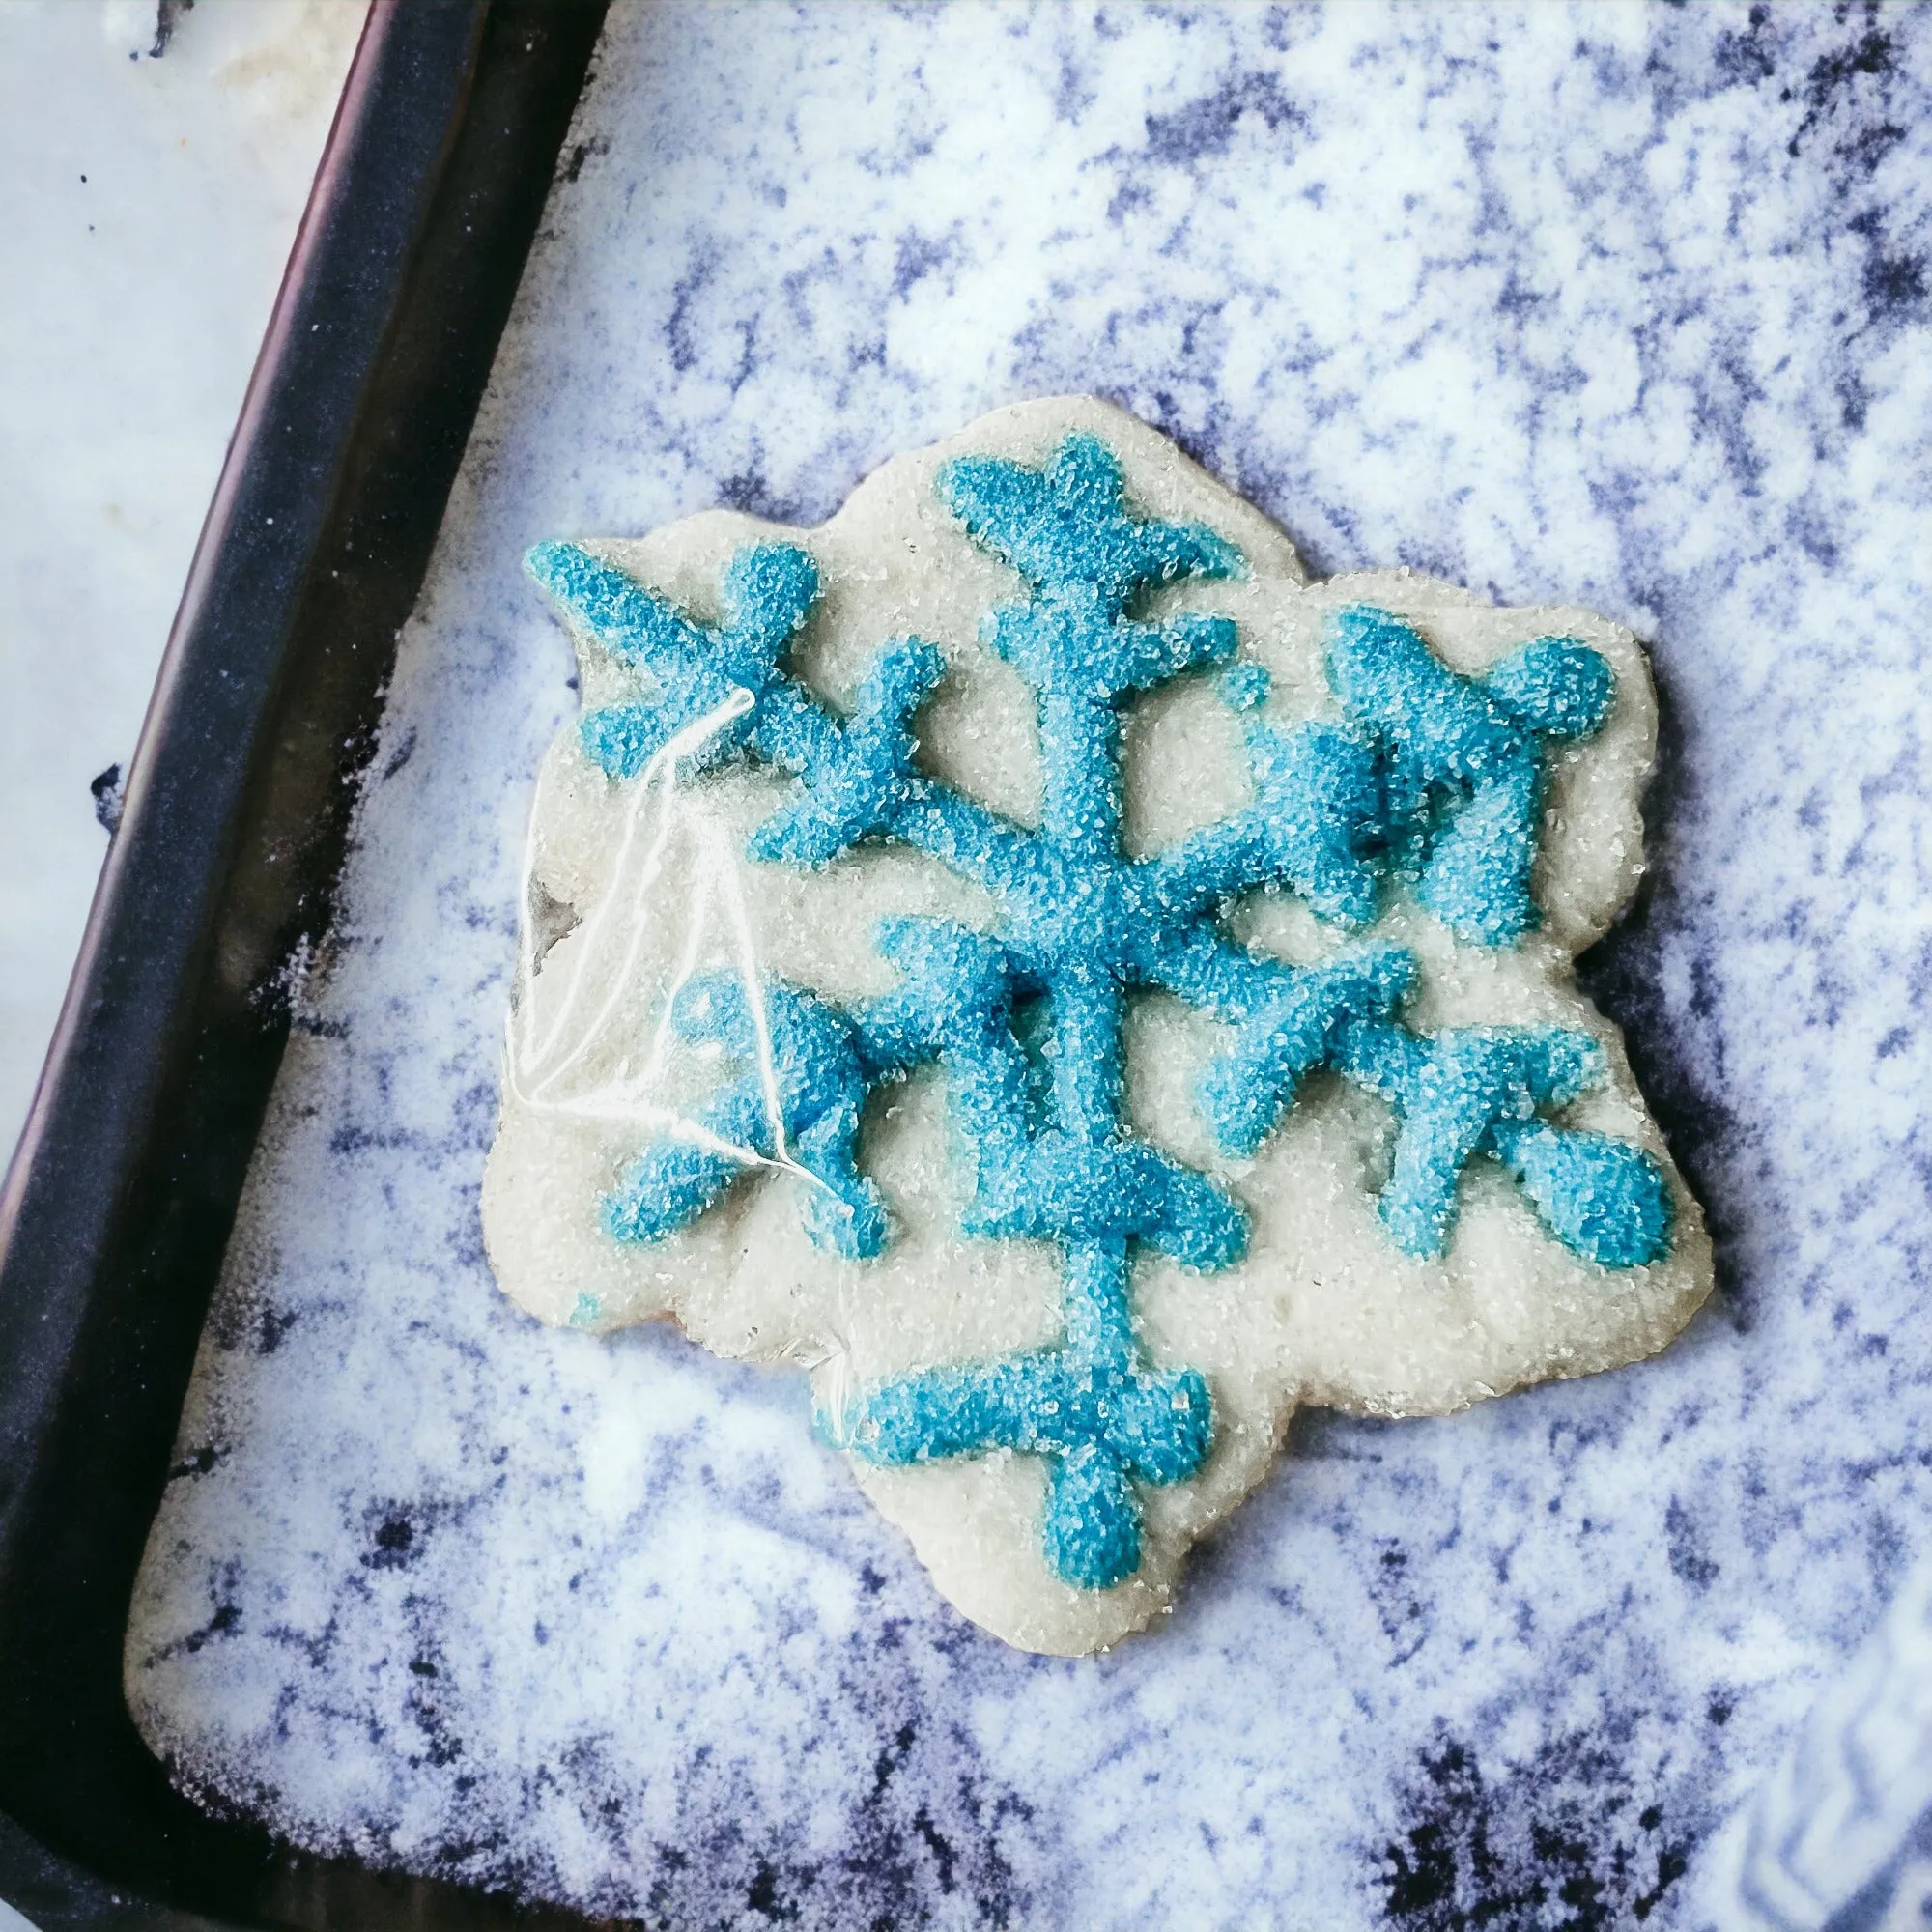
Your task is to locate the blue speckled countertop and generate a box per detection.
[125,6,1932,1925]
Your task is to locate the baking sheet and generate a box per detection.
[125,5,1932,1923]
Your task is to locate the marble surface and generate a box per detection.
[0,0,365,1169]
[124,4,1932,1926]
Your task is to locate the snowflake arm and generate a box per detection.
[1326,604,1615,945]
[980,601,1238,864]
[1144,713,1385,927]
[546,533,1036,895]
[1487,1117,1675,1269]
[1143,929,1416,1158]
[885,784,1036,897]
[528,539,829,777]
[980,604,1241,698]
[851,920,1034,1176]
[964,1124,1248,1270]
[850,1239,1213,1590]
[1330,1020,1672,1265]
[947,434,1245,867]
[939,433,1242,613]
[602,977,888,1260]
[858,1353,1214,1592]
[749,665,1034,895]
[744,638,947,867]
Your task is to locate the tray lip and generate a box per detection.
[0,2,611,1925]
[0,0,469,1464]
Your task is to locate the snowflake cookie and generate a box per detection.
[483,397,1713,1656]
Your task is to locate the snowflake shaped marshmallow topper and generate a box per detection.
[484,398,1713,1656]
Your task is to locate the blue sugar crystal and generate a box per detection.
[603,978,887,1261]
[1325,602,1616,946]
[528,538,822,778]
[1219,661,1272,712]
[941,431,1244,613]
[529,434,1671,1591]
[1334,1021,1671,1265]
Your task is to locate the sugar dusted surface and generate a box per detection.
[126,5,1932,1926]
